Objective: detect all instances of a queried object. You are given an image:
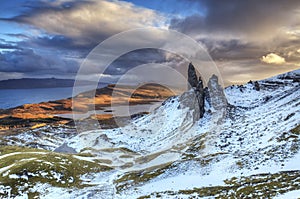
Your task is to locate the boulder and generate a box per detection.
[254,81,260,91]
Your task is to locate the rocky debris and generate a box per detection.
[278,69,300,82]
[248,80,260,91]
[54,143,77,153]
[254,81,260,91]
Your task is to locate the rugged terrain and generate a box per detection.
[0,68,300,198]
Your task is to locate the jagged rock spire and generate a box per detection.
[196,76,205,118]
[188,63,198,89]
[186,62,205,118]
[207,74,228,114]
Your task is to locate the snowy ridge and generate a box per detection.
[66,90,213,170]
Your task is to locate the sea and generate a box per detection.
[0,86,100,109]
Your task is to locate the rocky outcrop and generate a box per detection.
[207,75,227,110]
[248,80,260,91]
[178,63,204,125]
[54,143,77,153]
[254,81,260,91]
[207,75,228,126]
[187,63,205,119]
[181,63,227,122]
[179,90,201,127]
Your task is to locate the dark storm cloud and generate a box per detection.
[170,0,300,50]
[23,34,92,55]
[1,0,165,47]
[22,0,93,11]
[104,49,168,75]
[0,0,167,80]
[1,0,299,83]
[0,48,79,74]
[5,33,30,40]
[1,0,112,47]
[0,40,172,80]
[170,0,300,73]
[0,42,20,50]
[171,0,300,37]
[198,38,265,61]
[0,1,103,51]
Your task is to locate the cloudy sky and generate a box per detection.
[0,0,300,85]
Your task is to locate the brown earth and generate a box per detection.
[0,83,178,133]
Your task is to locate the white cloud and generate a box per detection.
[260,53,286,65]
[20,0,167,44]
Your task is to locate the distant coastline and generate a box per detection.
[0,78,109,109]
[0,86,91,109]
[0,78,98,89]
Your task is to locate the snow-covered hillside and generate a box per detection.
[0,69,299,198]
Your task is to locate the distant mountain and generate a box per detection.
[0,78,97,89]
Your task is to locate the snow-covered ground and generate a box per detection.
[1,69,300,198]
[274,190,300,199]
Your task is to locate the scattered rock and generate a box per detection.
[54,143,77,153]
[254,81,260,91]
